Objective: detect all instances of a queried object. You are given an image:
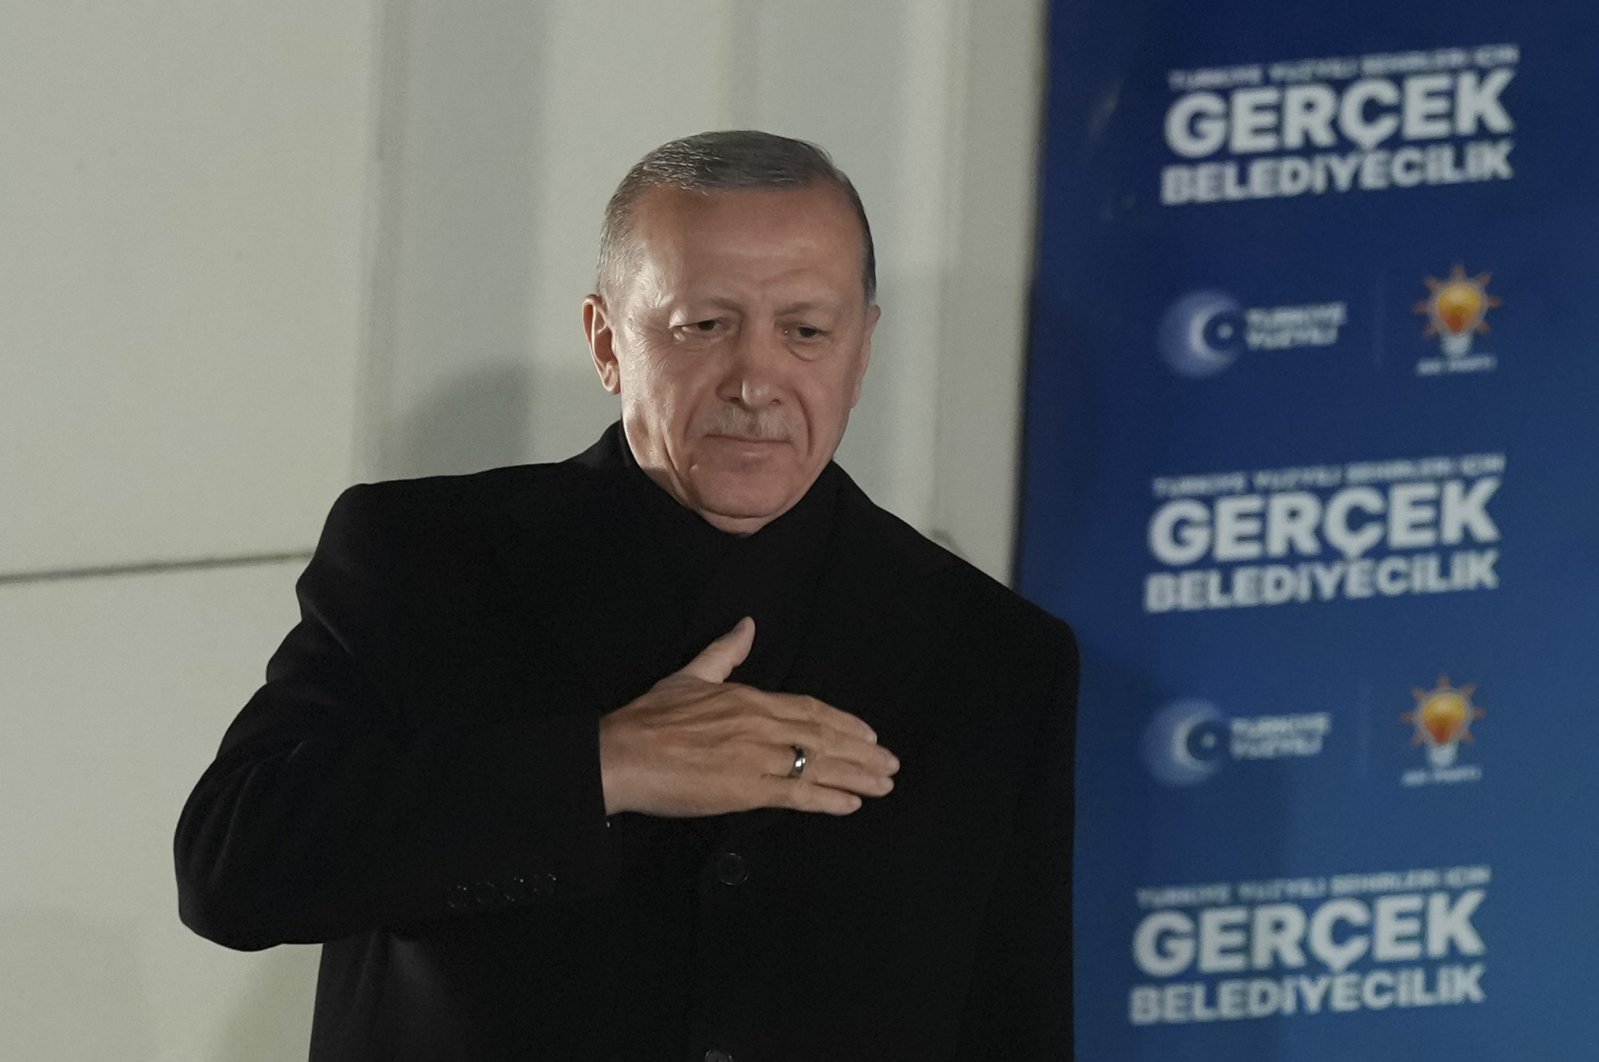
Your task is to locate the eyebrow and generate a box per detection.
[672,296,841,317]
[772,299,841,316]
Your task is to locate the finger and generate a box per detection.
[766,692,879,744]
[760,718,898,777]
[676,616,755,684]
[770,743,896,796]
[756,776,863,816]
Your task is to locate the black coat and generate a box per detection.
[175,428,1078,1061]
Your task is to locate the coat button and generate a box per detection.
[714,852,748,886]
[446,884,472,910]
[502,876,529,904]
[471,881,499,908]
[531,872,557,898]
[704,1050,734,1062]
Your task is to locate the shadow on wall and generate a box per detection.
[528,360,626,461]
[397,363,534,478]
[372,1,551,483]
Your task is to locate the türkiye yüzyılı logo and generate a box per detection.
[1144,452,1503,613]
[1161,43,1517,205]
[1158,290,1347,377]
[1415,264,1503,376]
[1401,676,1486,787]
[1141,700,1331,786]
[1128,865,1490,1025]
[1157,264,1503,378]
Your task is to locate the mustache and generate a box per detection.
[697,411,796,441]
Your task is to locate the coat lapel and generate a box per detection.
[718,470,959,845]
[489,428,691,718]
[783,470,956,740]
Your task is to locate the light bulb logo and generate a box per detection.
[1415,264,1502,358]
[1402,676,1486,767]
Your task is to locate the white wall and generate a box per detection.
[0,562,321,1060]
[1,2,375,575]
[2,4,376,1057]
[0,2,1044,1056]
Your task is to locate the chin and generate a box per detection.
[690,478,803,529]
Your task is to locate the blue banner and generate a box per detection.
[1019,5,1599,1059]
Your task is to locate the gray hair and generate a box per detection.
[595,130,876,304]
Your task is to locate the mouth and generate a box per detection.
[706,431,790,445]
[702,433,793,462]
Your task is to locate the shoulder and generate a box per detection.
[332,459,592,511]
[296,457,617,621]
[320,456,614,546]
[323,425,632,539]
[932,534,1078,680]
[837,472,1077,669]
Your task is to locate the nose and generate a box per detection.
[719,324,786,408]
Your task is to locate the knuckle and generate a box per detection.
[752,715,787,743]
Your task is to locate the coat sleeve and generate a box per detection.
[956,620,1078,1057]
[174,483,618,951]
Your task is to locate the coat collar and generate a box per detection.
[493,424,956,739]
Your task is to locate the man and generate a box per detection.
[177,130,1076,1061]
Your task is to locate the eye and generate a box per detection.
[673,318,727,340]
[786,324,826,341]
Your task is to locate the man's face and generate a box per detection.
[585,183,879,534]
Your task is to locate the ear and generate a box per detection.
[848,303,881,408]
[584,294,622,395]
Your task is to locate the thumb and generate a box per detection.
[677,616,755,683]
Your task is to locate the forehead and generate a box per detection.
[625,184,865,300]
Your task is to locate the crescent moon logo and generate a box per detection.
[1159,291,1245,377]
[1142,700,1229,785]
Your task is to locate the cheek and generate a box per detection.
[622,352,713,428]
[802,369,862,428]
